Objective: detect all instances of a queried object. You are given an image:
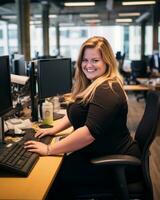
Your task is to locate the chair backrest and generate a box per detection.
[135,91,160,198]
[135,91,160,156]
[131,60,148,78]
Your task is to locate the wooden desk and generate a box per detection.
[0,138,63,200]
[124,84,150,91]
[0,120,72,200]
[136,78,160,91]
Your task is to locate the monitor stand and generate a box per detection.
[0,117,5,148]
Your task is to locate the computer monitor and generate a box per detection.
[0,55,13,143]
[149,52,160,72]
[131,60,148,78]
[29,61,39,122]
[12,55,26,76]
[37,58,72,100]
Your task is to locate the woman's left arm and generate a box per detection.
[24,126,95,155]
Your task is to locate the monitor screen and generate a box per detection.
[37,58,72,100]
[149,53,160,72]
[0,55,12,116]
[153,53,160,70]
[131,60,147,78]
[12,55,26,76]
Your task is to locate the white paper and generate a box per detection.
[11,74,29,85]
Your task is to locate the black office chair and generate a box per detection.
[116,52,131,85]
[130,60,149,81]
[130,60,150,101]
[73,91,160,200]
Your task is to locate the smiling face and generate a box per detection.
[81,47,107,81]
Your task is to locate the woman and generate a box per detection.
[24,36,141,198]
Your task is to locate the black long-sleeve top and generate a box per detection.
[67,81,141,159]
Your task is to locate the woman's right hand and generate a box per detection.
[35,128,54,138]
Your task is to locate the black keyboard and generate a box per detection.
[0,129,52,177]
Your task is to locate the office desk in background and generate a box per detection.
[124,84,150,91]
[137,78,160,91]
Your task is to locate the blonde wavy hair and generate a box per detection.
[70,36,124,103]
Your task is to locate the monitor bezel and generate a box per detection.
[0,55,13,117]
[37,58,72,100]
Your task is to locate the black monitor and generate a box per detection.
[149,53,160,72]
[29,61,39,122]
[131,60,148,78]
[0,56,12,116]
[0,55,13,143]
[12,55,26,76]
[37,58,72,100]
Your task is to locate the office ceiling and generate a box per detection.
[0,0,156,26]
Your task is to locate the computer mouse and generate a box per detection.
[39,124,53,129]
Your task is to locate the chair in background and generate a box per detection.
[149,53,160,74]
[130,60,150,83]
[116,52,131,84]
[130,60,150,101]
[73,91,160,200]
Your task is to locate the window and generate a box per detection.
[145,26,153,55]
[30,25,43,58]
[129,26,141,60]
[124,26,129,59]
[60,30,70,38]
[8,29,17,39]
[0,47,4,55]
[8,46,18,55]
[0,30,3,39]
[81,30,87,37]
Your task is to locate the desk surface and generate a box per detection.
[0,122,71,200]
[124,84,150,91]
[0,152,62,200]
[0,138,62,200]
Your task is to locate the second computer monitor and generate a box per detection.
[0,55,12,117]
[37,58,72,100]
[12,55,26,76]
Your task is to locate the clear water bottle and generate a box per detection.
[53,96,60,113]
[42,100,53,125]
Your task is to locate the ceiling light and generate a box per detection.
[32,14,57,19]
[64,2,95,7]
[59,23,74,26]
[118,12,140,17]
[33,14,41,18]
[122,1,156,6]
[80,14,99,18]
[85,19,101,23]
[116,18,133,23]
[49,15,57,18]
[1,15,16,19]
[30,21,41,25]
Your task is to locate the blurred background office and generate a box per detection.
[0,0,159,65]
[0,0,160,199]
